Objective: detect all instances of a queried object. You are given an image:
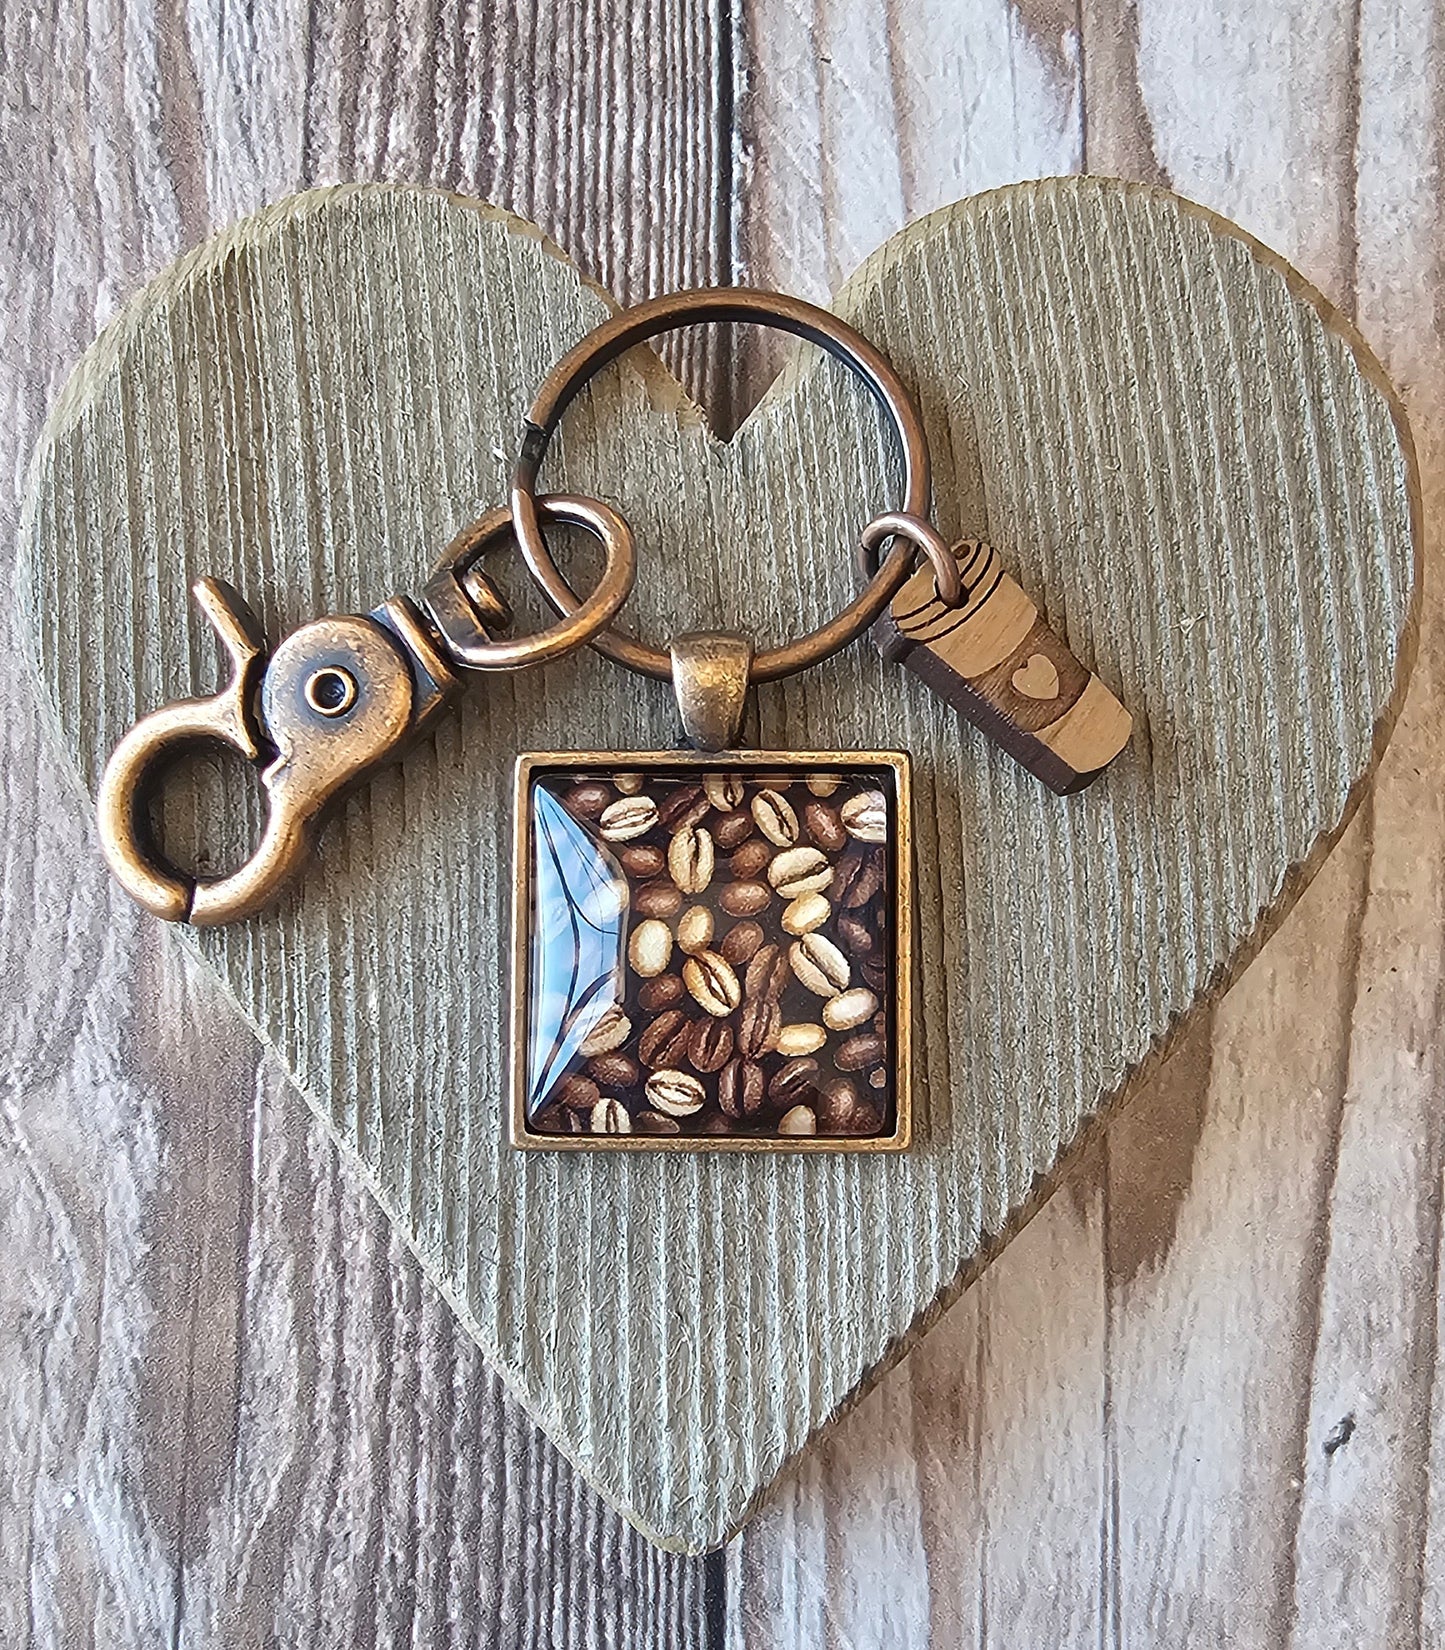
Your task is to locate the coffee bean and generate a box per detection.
[587,1051,641,1090]
[738,995,781,1058]
[769,1057,821,1105]
[634,879,683,918]
[752,788,799,846]
[633,1110,681,1135]
[614,772,645,795]
[868,1067,888,1089]
[683,950,742,1017]
[806,773,842,797]
[718,1057,766,1119]
[837,912,875,957]
[841,789,888,843]
[558,1073,601,1111]
[599,796,657,841]
[712,808,754,849]
[816,1076,880,1135]
[563,780,612,818]
[629,918,674,977]
[729,840,771,879]
[781,891,830,935]
[698,1111,735,1134]
[638,1009,692,1068]
[646,1068,707,1116]
[619,844,665,879]
[532,1103,585,1134]
[823,987,878,1031]
[638,973,685,1011]
[590,1096,632,1133]
[677,904,715,956]
[776,1022,826,1057]
[839,850,883,909]
[657,784,705,828]
[668,826,715,894]
[873,1010,887,1036]
[744,942,789,1002]
[778,1104,818,1136]
[578,1004,631,1055]
[790,932,851,996]
[767,845,833,899]
[688,1018,735,1072]
[719,880,770,916]
[835,1031,886,1071]
[803,800,847,852]
[861,957,888,993]
[720,919,764,966]
[704,773,745,810]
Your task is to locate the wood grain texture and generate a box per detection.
[18,175,1417,1555]
[731,0,1445,1644]
[0,1,734,1641]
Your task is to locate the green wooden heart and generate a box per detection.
[19,180,1417,1552]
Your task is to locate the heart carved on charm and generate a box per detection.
[1011,651,1061,701]
[19,181,1417,1551]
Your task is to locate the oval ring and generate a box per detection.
[509,288,941,685]
[421,493,637,671]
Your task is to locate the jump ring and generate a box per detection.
[420,493,636,672]
[509,289,937,685]
[858,512,962,607]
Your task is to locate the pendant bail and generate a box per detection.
[668,631,753,751]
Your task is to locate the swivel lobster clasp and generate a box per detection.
[96,494,637,925]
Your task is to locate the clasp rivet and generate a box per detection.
[305,666,358,717]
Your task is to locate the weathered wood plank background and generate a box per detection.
[1,0,1440,1646]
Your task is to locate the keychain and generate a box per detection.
[504,290,1131,1151]
[97,495,636,923]
[96,287,1130,1152]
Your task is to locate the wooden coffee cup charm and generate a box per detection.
[871,532,1132,794]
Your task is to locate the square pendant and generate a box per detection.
[511,752,912,1151]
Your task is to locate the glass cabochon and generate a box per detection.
[513,757,909,1149]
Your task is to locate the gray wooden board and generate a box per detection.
[17,178,1418,1552]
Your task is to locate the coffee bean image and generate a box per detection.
[729,840,770,879]
[720,919,765,965]
[752,788,799,846]
[823,988,878,1031]
[638,973,685,1011]
[718,1057,766,1119]
[767,845,833,899]
[803,800,847,852]
[688,1018,735,1072]
[790,933,850,996]
[841,789,888,843]
[781,891,830,935]
[523,763,900,1143]
[704,773,745,810]
[743,942,789,1002]
[638,1009,691,1068]
[737,995,781,1058]
[677,904,715,955]
[564,780,613,818]
[590,1096,632,1134]
[712,808,754,849]
[719,880,770,916]
[558,1074,601,1111]
[633,884,682,924]
[835,1031,886,1071]
[587,1051,641,1090]
[629,918,673,977]
[599,796,657,840]
[668,825,715,894]
[579,1005,631,1055]
[633,1110,681,1134]
[646,1068,707,1116]
[683,951,742,1017]
[620,843,666,878]
[776,1022,826,1057]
